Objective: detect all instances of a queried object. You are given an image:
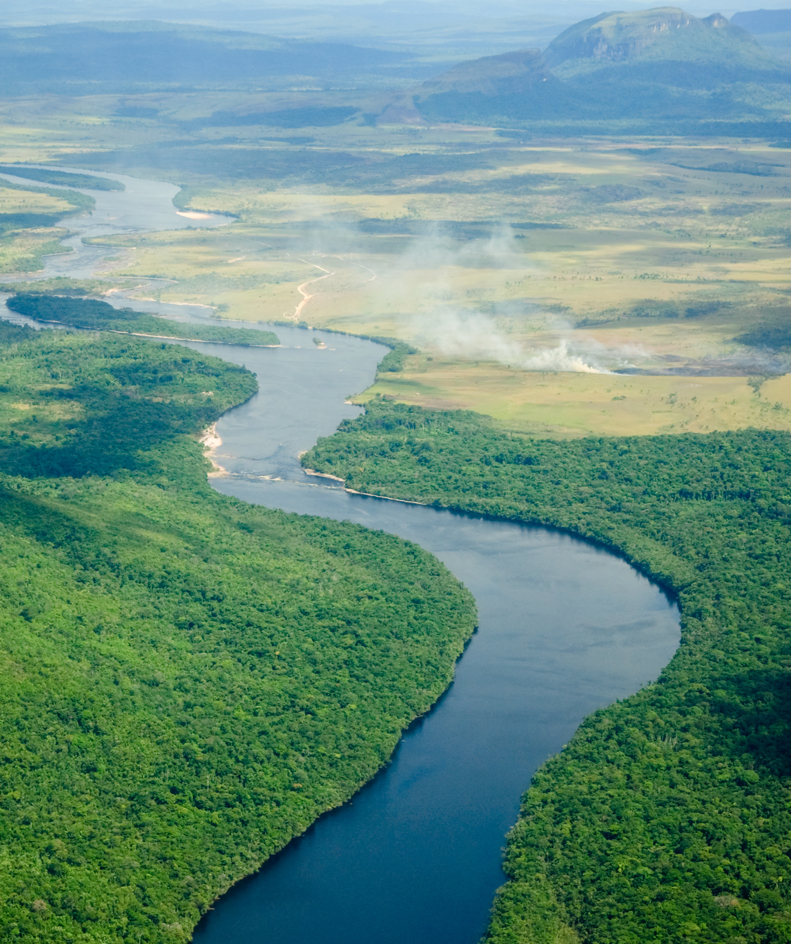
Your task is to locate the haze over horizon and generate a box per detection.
[2,0,789,33]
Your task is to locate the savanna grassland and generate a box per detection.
[105,137,791,436]
[2,90,788,436]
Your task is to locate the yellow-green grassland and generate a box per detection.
[1,90,790,437]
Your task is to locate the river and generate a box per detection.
[1,168,681,944]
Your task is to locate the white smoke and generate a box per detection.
[389,226,621,373]
[293,218,643,373]
[416,309,522,363]
[522,340,607,373]
[413,308,613,374]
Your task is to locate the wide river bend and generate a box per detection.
[0,168,681,944]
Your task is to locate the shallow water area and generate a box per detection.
[0,165,233,280]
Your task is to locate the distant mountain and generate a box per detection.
[731,9,791,32]
[543,8,762,72]
[0,21,417,95]
[410,6,791,128]
[731,9,791,61]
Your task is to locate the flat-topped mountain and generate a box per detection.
[732,9,791,33]
[544,7,762,71]
[410,6,791,127]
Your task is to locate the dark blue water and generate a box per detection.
[181,325,680,944]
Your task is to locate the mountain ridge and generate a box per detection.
[0,20,417,94]
[404,6,791,128]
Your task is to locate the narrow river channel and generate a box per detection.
[1,169,681,944]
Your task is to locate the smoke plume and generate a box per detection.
[414,309,612,373]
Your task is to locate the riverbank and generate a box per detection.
[304,398,791,944]
[0,325,478,944]
[200,423,227,475]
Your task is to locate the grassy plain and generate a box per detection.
[365,359,791,437]
[95,138,791,437]
[0,179,89,273]
[1,93,791,436]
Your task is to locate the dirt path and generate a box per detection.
[288,260,335,322]
[285,255,379,323]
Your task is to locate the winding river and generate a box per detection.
[1,169,681,944]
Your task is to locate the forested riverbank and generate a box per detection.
[0,331,475,943]
[304,399,791,944]
[6,294,279,347]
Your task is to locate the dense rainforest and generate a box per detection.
[304,398,791,944]
[0,330,476,943]
[6,294,279,347]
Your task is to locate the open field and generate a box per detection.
[363,357,791,437]
[1,91,791,435]
[0,178,88,273]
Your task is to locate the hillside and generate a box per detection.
[0,21,416,96]
[411,48,585,122]
[413,6,791,128]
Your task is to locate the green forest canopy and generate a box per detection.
[0,167,124,191]
[0,331,475,943]
[304,398,791,944]
[6,294,279,347]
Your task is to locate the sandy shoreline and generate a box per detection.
[176,210,214,220]
[200,424,228,476]
[303,468,427,505]
[302,467,345,483]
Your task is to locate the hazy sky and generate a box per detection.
[0,0,785,38]
[2,0,786,20]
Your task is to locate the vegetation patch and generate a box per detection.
[191,106,359,129]
[376,341,417,375]
[6,294,279,347]
[735,320,791,351]
[0,278,115,297]
[0,166,124,191]
[0,179,95,274]
[0,178,94,225]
